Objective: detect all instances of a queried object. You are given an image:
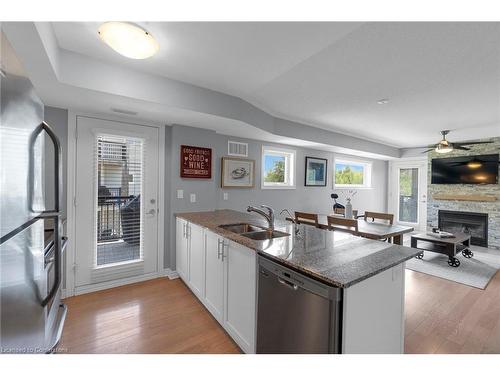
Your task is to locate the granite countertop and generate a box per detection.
[175,209,420,288]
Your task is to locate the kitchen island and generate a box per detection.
[175,209,419,354]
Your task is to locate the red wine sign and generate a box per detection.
[180,145,212,179]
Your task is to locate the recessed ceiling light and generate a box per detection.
[377,98,389,105]
[98,22,159,59]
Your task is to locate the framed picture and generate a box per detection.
[221,157,255,188]
[305,157,328,186]
[180,145,212,179]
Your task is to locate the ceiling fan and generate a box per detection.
[422,130,493,154]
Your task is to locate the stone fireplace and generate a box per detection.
[438,210,488,247]
[426,136,500,250]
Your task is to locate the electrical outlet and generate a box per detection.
[177,189,184,199]
[223,192,229,201]
[190,193,196,203]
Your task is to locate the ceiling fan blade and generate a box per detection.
[454,140,494,146]
[454,146,471,151]
[421,148,434,153]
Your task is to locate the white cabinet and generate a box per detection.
[188,223,205,299]
[223,241,257,354]
[175,218,189,282]
[175,218,257,353]
[204,230,225,323]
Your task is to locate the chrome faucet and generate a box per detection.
[247,205,275,231]
[280,209,296,224]
[280,208,301,235]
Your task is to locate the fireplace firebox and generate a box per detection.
[438,210,488,247]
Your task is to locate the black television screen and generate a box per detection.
[431,154,499,184]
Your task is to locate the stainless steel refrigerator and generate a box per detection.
[1,31,67,353]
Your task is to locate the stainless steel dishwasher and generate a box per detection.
[256,255,342,354]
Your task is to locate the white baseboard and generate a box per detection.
[163,268,179,280]
[74,271,161,296]
[63,269,179,298]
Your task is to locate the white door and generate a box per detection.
[204,231,224,323]
[175,218,189,282]
[188,223,205,299]
[74,116,160,290]
[389,159,428,231]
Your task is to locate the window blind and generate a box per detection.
[94,134,144,267]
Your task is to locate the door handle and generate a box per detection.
[145,208,156,217]
[217,238,222,259]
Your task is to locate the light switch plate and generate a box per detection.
[223,192,229,201]
[177,189,184,199]
[190,193,196,203]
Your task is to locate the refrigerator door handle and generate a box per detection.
[40,215,61,307]
[28,121,62,214]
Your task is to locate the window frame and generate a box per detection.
[333,158,372,189]
[261,145,296,189]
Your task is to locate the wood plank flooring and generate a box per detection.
[59,278,240,354]
[404,269,500,353]
[60,270,500,354]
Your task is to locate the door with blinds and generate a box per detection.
[74,116,159,291]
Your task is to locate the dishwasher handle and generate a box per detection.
[278,277,298,291]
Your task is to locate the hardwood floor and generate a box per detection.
[405,269,500,354]
[60,270,500,354]
[59,278,240,354]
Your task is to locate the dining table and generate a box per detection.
[286,214,414,245]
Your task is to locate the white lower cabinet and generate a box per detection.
[223,241,257,353]
[204,230,225,323]
[175,218,257,353]
[175,218,189,282]
[188,223,205,299]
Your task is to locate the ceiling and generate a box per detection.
[5,22,500,155]
[50,22,500,148]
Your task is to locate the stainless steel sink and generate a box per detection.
[241,230,290,241]
[219,223,266,234]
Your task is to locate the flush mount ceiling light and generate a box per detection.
[377,98,389,105]
[98,22,159,59]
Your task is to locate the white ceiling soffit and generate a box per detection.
[2,22,399,159]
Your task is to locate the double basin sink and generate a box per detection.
[219,223,290,241]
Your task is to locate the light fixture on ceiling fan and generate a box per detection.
[422,130,493,154]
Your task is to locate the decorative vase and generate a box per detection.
[345,198,353,219]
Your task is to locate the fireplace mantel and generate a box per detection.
[432,194,497,202]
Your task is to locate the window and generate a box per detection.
[261,146,296,189]
[334,159,372,188]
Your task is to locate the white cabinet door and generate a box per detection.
[224,240,257,354]
[204,231,225,323]
[188,223,205,299]
[175,218,189,282]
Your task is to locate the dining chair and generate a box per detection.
[294,211,320,228]
[364,211,394,225]
[327,216,359,234]
[363,211,394,242]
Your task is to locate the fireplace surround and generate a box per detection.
[438,210,488,247]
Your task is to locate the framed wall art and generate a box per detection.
[305,157,327,186]
[221,157,255,188]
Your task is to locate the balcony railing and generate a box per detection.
[97,195,138,242]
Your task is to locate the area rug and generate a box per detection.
[405,246,500,289]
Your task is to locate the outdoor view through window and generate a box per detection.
[264,154,286,183]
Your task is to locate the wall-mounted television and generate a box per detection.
[431,154,499,184]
